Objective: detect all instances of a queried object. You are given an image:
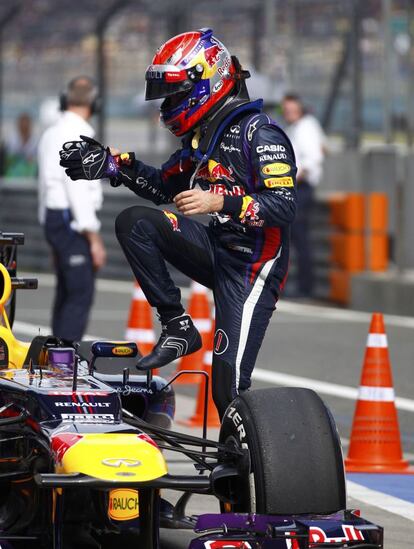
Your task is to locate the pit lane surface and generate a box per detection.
[13,273,414,547]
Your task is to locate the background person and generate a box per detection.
[281,93,325,298]
[4,112,38,177]
[38,76,106,341]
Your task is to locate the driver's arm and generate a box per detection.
[115,148,195,205]
[220,124,297,227]
[59,136,195,206]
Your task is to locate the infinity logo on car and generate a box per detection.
[102,458,141,468]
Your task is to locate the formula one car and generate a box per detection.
[0,231,27,329]
[0,235,383,548]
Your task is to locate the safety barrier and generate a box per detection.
[327,192,389,304]
[0,181,189,285]
[0,182,389,304]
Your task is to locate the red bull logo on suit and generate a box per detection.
[163,210,180,232]
[197,160,235,183]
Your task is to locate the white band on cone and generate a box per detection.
[193,319,212,332]
[203,351,213,364]
[191,281,207,294]
[133,287,146,300]
[126,328,155,343]
[366,333,388,348]
[358,385,395,402]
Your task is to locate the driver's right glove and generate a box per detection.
[59,135,120,182]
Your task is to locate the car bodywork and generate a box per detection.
[0,233,383,548]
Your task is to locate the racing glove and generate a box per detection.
[59,135,120,184]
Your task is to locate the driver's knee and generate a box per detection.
[115,205,160,237]
[212,356,237,420]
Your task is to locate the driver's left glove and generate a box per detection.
[59,135,119,181]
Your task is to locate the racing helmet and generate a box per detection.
[145,28,238,136]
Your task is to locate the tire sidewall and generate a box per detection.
[219,395,266,513]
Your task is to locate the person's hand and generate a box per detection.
[59,135,119,181]
[174,190,224,215]
[85,232,106,271]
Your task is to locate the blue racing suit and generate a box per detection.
[114,99,297,416]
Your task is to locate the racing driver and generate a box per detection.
[59,28,297,418]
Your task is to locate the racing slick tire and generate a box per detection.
[219,387,346,515]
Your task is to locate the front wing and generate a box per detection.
[189,512,383,548]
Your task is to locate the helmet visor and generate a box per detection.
[145,64,193,101]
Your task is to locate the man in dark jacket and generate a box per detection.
[60,28,297,418]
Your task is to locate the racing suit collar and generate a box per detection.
[192,98,263,162]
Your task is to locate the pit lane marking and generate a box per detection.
[347,480,414,522]
[13,320,414,413]
[13,320,100,341]
[275,300,414,329]
[251,368,414,413]
[348,474,414,504]
[21,272,414,330]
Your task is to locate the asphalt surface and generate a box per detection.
[10,273,414,547]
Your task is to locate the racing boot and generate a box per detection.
[136,314,202,370]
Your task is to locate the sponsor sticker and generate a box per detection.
[208,184,245,196]
[239,196,263,226]
[61,414,115,423]
[197,160,235,183]
[212,80,224,93]
[256,144,286,154]
[214,329,229,355]
[227,406,246,441]
[259,153,287,162]
[217,56,231,76]
[163,210,180,232]
[119,152,133,166]
[247,118,260,141]
[204,43,223,67]
[264,176,294,188]
[112,346,134,356]
[309,525,364,544]
[55,402,111,408]
[262,162,290,176]
[108,489,139,521]
[204,542,252,549]
[220,143,241,153]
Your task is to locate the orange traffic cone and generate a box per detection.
[178,323,220,428]
[125,283,158,372]
[345,312,414,473]
[173,281,211,385]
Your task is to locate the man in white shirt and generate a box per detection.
[282,93,325,297]
[38,76,106,341]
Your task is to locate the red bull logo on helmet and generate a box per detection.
[197,160,235,183]
[163,210,180,232]
[204,42,224,68]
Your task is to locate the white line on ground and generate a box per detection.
[276,301,414,329]
[347,480,414,523]
[13,321,414,413]
[252,367,414,413]
[13,321,101,341]
[21,272,138,295]
[25,272,414,329]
